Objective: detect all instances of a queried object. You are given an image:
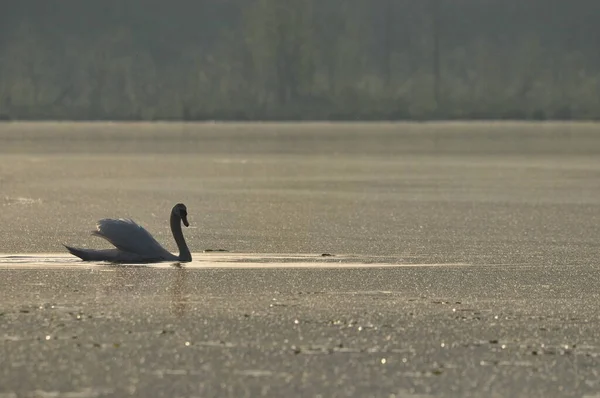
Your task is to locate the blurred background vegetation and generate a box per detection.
[1,0,599,121]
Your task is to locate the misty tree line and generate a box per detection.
[1,0,599,121]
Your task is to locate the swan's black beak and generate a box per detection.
[182,215,189,227]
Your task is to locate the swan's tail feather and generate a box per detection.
[63,244,97,261]
[63,244,125,262]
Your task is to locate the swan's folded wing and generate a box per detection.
[92,218,172,257]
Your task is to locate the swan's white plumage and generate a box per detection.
[93,218,173,259]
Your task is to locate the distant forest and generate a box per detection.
[1,0,599,121]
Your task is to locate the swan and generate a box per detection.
[64,203,192,263]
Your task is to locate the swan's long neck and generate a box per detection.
[170,211,191,262]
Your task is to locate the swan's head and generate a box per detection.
[174,203,189,227]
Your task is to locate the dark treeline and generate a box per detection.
[1,0,599,121]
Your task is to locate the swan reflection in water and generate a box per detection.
[64,203,192,264]
[95,263,190,318]
[169,265,189,317]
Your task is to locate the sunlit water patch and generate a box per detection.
[0,253,468,269]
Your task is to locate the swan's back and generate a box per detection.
[93,218,174,259]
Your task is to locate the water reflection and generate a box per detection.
[169,264,188,318]
[90,263,190,318]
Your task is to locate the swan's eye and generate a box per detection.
[180,209,188,217]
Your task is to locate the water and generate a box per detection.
[2,122,600,397]
[2,121,600,268]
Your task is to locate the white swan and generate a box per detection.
[65,203,192,263]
